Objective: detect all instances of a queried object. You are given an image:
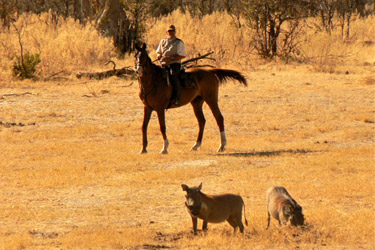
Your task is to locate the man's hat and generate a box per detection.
[167,25,176,32]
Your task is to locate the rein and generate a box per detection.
[138,59,159,106]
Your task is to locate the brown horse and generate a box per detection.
[135,43,247,154]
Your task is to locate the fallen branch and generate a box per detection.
[43,70,67,81]
[76,65,136,80]
[0,121,36,127]
[1,92,32,98]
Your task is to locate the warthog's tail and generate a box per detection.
[243,200,248,226]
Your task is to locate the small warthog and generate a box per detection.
[266,186,304,229]
[181,183,248,234]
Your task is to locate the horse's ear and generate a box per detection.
[134,41,141,51]
[142,43,147,50]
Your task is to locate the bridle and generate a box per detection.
[135,49,158,106]
[135,52,144,75]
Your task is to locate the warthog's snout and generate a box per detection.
[184,192,202,216]
[290,205,304,226]
[185,202,201,216]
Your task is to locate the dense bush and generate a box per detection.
[12,52,41,79]
[0,12,114,81]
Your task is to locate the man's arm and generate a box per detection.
[155,40,163,59]
[161,41,186,62]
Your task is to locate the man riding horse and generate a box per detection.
[156,25,186,105]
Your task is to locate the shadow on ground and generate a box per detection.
[216,149,320,157]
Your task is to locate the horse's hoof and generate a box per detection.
[190,142,201,151]
[140,149,147,154]
[217,146,225,152]
[161,150,168,154]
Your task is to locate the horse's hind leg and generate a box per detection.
[206,101,226,152]
[191,97,205,151]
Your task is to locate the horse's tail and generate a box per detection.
[208,68,247,86]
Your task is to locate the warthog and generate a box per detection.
[181,183,248,234]
[266,186,304,229]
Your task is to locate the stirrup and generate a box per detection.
[170,98,180,105]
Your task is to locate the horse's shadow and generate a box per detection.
[216,149,319,157]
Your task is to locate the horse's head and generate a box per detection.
[134,42,150,76]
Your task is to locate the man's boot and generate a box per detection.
[171,76,181,105]
[174,80,180,105]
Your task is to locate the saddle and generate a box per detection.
[162,68,196,89]
[179,69,196,88]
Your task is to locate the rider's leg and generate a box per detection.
[170,63,181,105]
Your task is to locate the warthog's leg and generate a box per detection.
[226,216,239,233]
[278,211,285,226]
[191,217,198,235]
[202,220,208,232]
[238,220,245,233]
[140,106,152,154]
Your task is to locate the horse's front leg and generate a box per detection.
[156,109,169,154]
[191,97,205,151]
[140,106,153,154]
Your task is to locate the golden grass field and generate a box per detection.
[0,10,374,250]
[1,63,374,249]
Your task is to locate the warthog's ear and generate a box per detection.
[181,184,189,191]
[198,183,202,191]
[283,205,292,215]
[142,42,147,50]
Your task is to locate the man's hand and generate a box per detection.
[160,55,185,63]
[160,55,172,62]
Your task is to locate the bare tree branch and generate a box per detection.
[182,51,215,65]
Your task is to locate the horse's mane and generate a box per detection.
[144,51,164,73]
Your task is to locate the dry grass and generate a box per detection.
[0,10,374,250]
[0,12,114,82]
[1,66,374,249]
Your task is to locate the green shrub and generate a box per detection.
[12,52,41,79]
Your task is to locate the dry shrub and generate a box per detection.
[300,15,375,72]
[0,12,114,81]
[0,10,373,81]
[145,10,256,68]
[145,11,374,72]
[348,15,375,43]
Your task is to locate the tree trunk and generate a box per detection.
[96,0,133,54]
[269,18,277,57]
[340,14,345,39]
[74,0,91,23]
[346,12,352,40]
